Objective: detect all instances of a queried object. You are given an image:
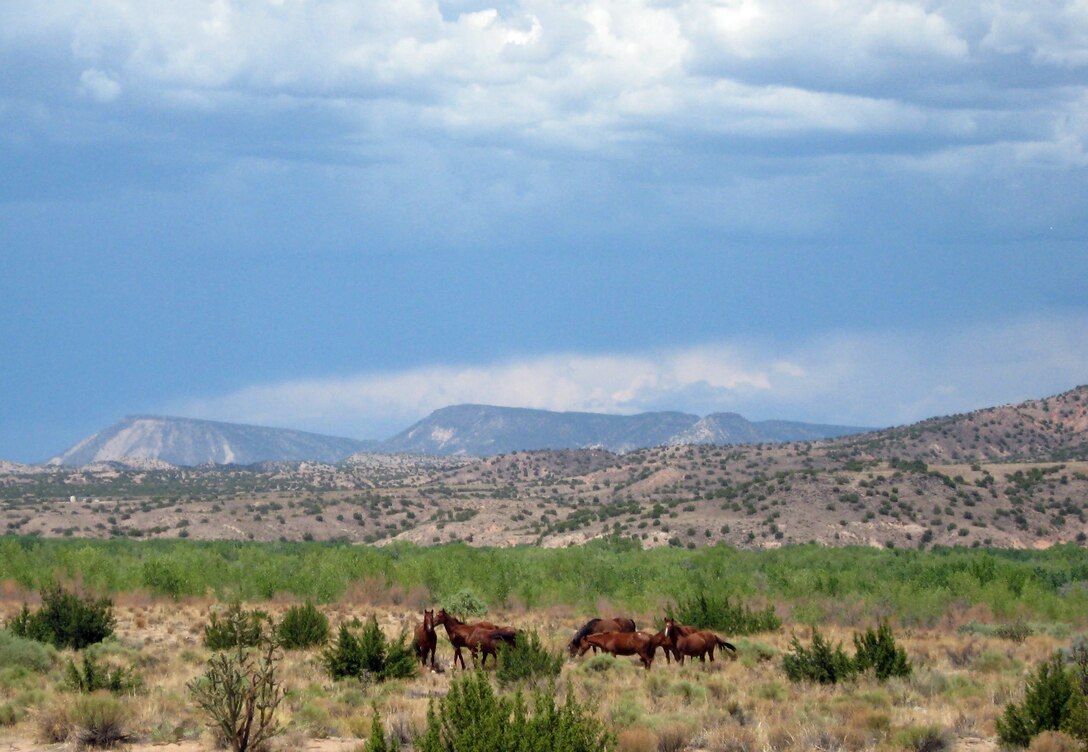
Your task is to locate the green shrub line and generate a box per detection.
[3,537,1088,626]
[783,622,912,684]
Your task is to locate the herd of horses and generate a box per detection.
[413,609,736,671]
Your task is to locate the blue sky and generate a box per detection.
[2,0,1087,462]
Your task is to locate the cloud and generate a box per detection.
[3,1,1084,160]
[171,312,1088,439]
[79,68,121,102]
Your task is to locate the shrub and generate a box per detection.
[665,593,780,635]
[203,602,269,651]
[782,629,856,684]
[496,630,563,687]
[365,707,402,752]
[277,602,330,650]
[853,622,912,680]
[66,652,139,694]
[188,628,284,752]
[36,700,71,743]
[996,622,1035,644]
[997,654,1077,748]
[8,585,114,650]
[70,692,133,748]
[441,590,488,619]
[0,628,53,672]
[0,703,18,727]
[894,724,952,752]
[322,617,415,682]
[416,671,614,752]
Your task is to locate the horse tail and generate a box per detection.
[717,638,737,653]
[493,628,517,645]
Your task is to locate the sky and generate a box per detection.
[1,0,1087,462]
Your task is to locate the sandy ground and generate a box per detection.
[0,737,362,752]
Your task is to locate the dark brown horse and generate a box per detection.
[433,608,502,669]
[578,631,656,669]
[567,617,638,657]
[664,618,737,663]
[464,625,517,668]
[649,623,695,664]
[413,609,437,670]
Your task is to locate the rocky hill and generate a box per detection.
[48,415,377,466]
[9,385,1086,551]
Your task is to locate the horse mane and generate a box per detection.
[569,618,603,647]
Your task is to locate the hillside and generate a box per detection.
[5,385,1085,550]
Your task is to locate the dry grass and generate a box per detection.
[0,598,1065,752]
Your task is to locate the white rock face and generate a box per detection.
[48,415,373,466]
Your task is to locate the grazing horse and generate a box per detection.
[464,625,517,668]
[413,609,437,670]
[567,617,638,657]
[578,631,656,669]
[433,608,502,669]
[663,618,737,663]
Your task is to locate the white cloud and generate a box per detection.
[171,313,1088,438]
[3,0,1083,163]
[78,68,121,102]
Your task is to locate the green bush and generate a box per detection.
[364,707,402,752]
[322,617,415,682]
[66,652,139,694]
[441,590,488,619]
[496,631,562,687]
[277,602,329,650]
[853,622,912,680]
[995,622,1035,644]
[416,671,614,752]
[0,703,17,727]
[782,629,856,684]
[665,593,780,635]
[0,628,53,672]
[203,602,269,651]
[997,653,1080,748]
[70,692,132,749]
[894,724,952,752]
[8,585,114,650]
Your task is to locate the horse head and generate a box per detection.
[423,609,434,630]
[663,618,678,640]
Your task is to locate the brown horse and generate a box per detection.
[413,609,437,670]
[578,631,656,669]
[649,623,695,664]
[567,617,638,657]
[663,618,737,663]
[433,608,502,669]
[464,625,517,668]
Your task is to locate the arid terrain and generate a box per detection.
[0,592,1053,752]
[2,387,1086,550]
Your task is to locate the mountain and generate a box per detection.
[381,404,873,456]
[47,415,377,466]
